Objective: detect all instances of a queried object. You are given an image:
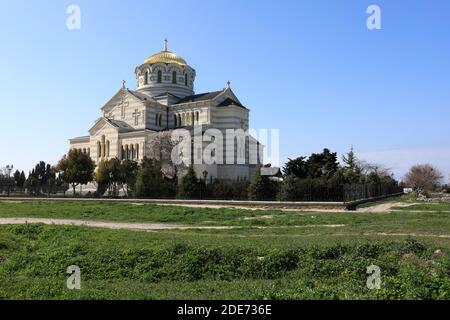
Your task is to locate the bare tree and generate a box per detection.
[149,130,187,178]
[404,164,443,192]
[357,160,392,177]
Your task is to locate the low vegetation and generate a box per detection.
[0,224,448,299]
[0,198,448,299]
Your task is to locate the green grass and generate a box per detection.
[392,202,450,212]
[0,199,449,299]
[0,200,279,224]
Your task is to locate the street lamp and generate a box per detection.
[5,165,13,197]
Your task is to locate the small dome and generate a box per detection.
[144,39,187,66]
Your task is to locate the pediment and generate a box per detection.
[88,117,120,136]
[213,88,242,106]
[101,88,148,114]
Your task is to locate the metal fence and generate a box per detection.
[286,182,402,203]
[343,183,403,203]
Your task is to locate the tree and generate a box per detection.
[307,148,339,178]
[135,158,167,198]
[13,170,25,189]
[340,146,362,184]
[44,164,57,196]
[177,166,200,199]
[342,146,358,170]
[56,149,95,196]
[404,164,443,193]
[283,149,339,180]
[279,174,300,201]
[283,157,308,179]
[95,160,113,196]
[19,171,26,188]
[248,166,278,201]
[120,159,139,197]
[55,173,69,196]
[150,131,187,178]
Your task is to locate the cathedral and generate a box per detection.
[69,40,263,182]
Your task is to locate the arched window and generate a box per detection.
[155,113,159,126]
[106,140,110,157]
[158,114,162,127]
[196,111,199,123]
[172,71,177,84]
[157,70,162,83]
[131,145,134,159]
[135,144,139,160]
[178,114,181,126]
[121,145,125,160]
[125,145,129,160]
[97,142,101,159]
[185,73,188,86]
[101,135,106,158]
[191,112,194,126]
[174,114,177,127]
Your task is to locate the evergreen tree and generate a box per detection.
[135,158,166,198]
[283,156,308,178]
[120,159,139,197]
[279,174,299,201]
[177,166,200,199]
[13,170,21,188]
[307,148,339,178]
[248,166,278,201]
[341,146,362,184]
[19,171,26,188]
[342,146,357,170]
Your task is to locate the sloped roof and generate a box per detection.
[107,118,134,130]
[127,89,153,102]
[217,97,246,109]
[174,91,222,104]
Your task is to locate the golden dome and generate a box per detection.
[144,39,187,66]
[144,50,187,66]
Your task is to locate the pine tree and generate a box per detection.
[279,174,299,201]
[135,158,166,198]
[248,166,277,201]
[177,166,200,199]
[19,171,26,188]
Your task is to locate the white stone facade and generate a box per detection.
[69,41,263,182]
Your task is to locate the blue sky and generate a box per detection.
[1,0,449,181]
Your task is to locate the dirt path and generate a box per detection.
[0,218,233,231]
[357,202,419,213]
[0,217,345,231]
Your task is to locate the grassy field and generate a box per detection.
[0,198,449,299]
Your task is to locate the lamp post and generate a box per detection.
[201,170,208,200]
[5,165,13,197]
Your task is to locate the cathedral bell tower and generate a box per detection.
[134,39,196,99]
